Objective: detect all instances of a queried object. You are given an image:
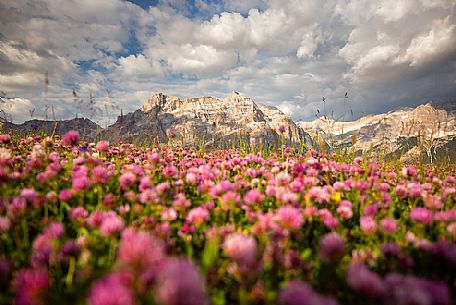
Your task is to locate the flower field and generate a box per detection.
[0,131,455,305]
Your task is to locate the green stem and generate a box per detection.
[65,257,76,287]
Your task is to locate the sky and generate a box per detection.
[0,0,455,125]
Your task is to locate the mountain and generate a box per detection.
[297,103,456,163]
[1,118,101,141]
[102,92,314,148]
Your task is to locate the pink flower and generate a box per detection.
[99,214,124,236]
[72,175,90,191]
[161,208,177,221]
[410,207,433,225]
[423,195,443,209]
[360,216,377,234]
[275,206,303,230]
[173,193,191,209]
[186,207,210,225]
[223,233,257,267]
[88,272,134,305]
[92,166,109,184]
[117,228,165,269]
[69,207,88,221]
[379,218,397,233]
[0,134,11,144]
[14,268,49,305]
[119,172,136,188]
[95,140,110,152]
[244,189,265,205]
[346,264,385,297]
[319,232,346,263]
[0,216,11,233]
[279,281,337,305]
[62,130,80,146]
[58,189,72,201]
[155,258,208,305]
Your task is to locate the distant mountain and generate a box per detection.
[101,92,314,148]
[1,118,101,141]
[297,103,456,163]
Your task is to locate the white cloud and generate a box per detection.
[0,0,455,124]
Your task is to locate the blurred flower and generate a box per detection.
[410,207,433,225]
[223,233,257,268]
[62,130,80,146]
[319,232,346,263]
[14,268,49,305]
[99,214,124,237]
[360,216,377,234]
[155,258,208,305]
[0,216,11,233]
[88,272,134,305]
[95,140,110,152]
[244,189,265,205]
[346,263,385,297]
[379,218,397,234]
[278,280,337,305]
[275,206,303,230]
[384,273,450,305]
[186,207,210,225]
[117,228,165,269]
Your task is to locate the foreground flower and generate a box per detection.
[223,233,258,267]
[88,272,134,305]
[117,228,165,269]
[346,263,385,298]
[319,232,346,263]
[14,268,49,305]
[155,258,208,305]
[278,280,337,305]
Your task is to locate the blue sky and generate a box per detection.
[0,0,455,124]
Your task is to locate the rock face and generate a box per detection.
[297,103,456,163]
[2,118,100,141]
[102,92,313,148]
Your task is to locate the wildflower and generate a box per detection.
[95,140,110,152]
[346,263,385,297]
[186,207,210,225]
[379,218,397,233]
[173,193,191,209]
[92,166,109,184]
[275,206,303,230]
[360,216,377,234]
[117,228,165,269]
[410,207,433,225]
[62,130,80,146]
[337,200,353,220]
[319,232,346,263]
[223,233,258,267]
[0,216,11,234]
[58,189,72,201]
[14,268,49,305]
[423,195,443,209]
[244,189,265,205]
[278,125,286,133]
[384,273,450,305]
[69,207,88,222]
[99,214,125,237]
[88,272,134,305]
[161,208,177,221]
[0,134,11,144]
[155,258,209,305]
[119,172,136,189]
[278,280,338,305]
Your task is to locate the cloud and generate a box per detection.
[0,0,455,125]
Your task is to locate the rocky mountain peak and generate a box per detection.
[103,92,313,148]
